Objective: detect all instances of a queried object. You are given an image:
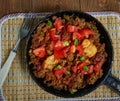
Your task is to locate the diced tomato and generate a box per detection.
[54,49,64,59]
[54,18,63,30]
[54,40,64,50]
[79,28,94,38]
[54,40,66,59]
[72,32,84,40]
[54,67,66,79]
[54,46,70,60]
[94,61,103,73]
[72,60,89,74]
[77,60,87,69]
[76,44,83,56]
[61,67,67,73]
[33,46,46,58]
[70,45,76,53]
[54,69,63,79]
[49,41,55,49]
[67,25,78,33]
[54,40,70,59]
[49,28,61,41]
[49,28,56,40]
[81,65,93,75]
[54,35,61,40]
[88,65,94,74]
[72,29,94,40]
[63,46,70,54]
[71,66,77,73]
[81,70,88,74]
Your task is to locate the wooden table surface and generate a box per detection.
[0,0,120,18]
[0,0,120,100]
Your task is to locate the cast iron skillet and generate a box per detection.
[26,10,120,97]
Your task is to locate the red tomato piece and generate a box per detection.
[76,44,84,56]
[77,60,87,69]
[72,29,94,40]
[33,46,46,58]
[72,60,88,74]
[54,40,64,50]
[88,65,94,74]
[94,61,103,73]
[54,49,64,60]
[67,25,78,33]
[50,41,55,49]
[71,66,77,73]
[54,35,61,40]
[54,69,63,79]
[49,28,61,41]
[81,70,88,75]
[70,45,76,53]
[81,65,93,75]
[79,28,94,38]
[54,18,63,30]
[54,46,70,60]
[72,32,84,40]
[61,67,67,73]
[54,67,66,79]
[49,28,56,40]
[54,40,70,59]
[63,46,70,54]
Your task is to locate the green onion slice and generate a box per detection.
[74,39,78,46]
[56,65,62,69]
[83,66,89,71]
[63,15,70,21]
[80,56,85,61]
[66,71,71,75]
[90,24,96,30]
[63,41,70,46]
[47,83,51,87]
[47,20,52,26]
[70,89,77,94]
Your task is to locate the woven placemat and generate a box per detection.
[0,12,120,101]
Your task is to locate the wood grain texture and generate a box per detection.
[80,0,120,12]
[0,0,120,18]
[31,0,80,12]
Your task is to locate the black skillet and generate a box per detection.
[26,10,120,97]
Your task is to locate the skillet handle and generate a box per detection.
[104,73,120,95]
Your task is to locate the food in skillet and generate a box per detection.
[29,15,107,94]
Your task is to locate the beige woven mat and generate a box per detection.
[1,13,120,101]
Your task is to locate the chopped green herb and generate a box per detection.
[80,56,85,61]
[56,65,62,69]
[66,71,71,75]
[47,20,52,26]
[63,41,69,46]
[83,66,89,71]
[70,89,77,94]
[90,24,96,30]
[40,32,44,37]
[74,39,78,46]
[29,49,32,54]
[63,15,70,21]
[47,83,51,87]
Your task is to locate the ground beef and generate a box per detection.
[75,17,85,29]
[61,31,71,41]
[90,44,107,64]
[67,53,74,62]
[86,70,103,84]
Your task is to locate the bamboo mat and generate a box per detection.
[0,12,120,101]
